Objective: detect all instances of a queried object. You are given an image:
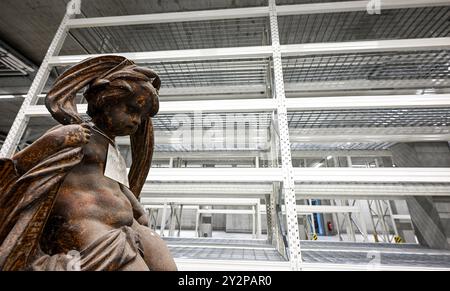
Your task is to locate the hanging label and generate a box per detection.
[104,143,130,188]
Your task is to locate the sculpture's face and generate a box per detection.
[94,80,156,136]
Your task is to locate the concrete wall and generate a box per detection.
[391,142,450,249]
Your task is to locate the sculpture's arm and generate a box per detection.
[12,123,91,175]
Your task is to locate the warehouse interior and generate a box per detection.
[0,0,450,270]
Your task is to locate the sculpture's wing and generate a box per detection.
[0,147,83,271]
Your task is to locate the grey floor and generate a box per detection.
[164,237,450,268]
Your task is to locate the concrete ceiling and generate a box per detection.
[0,0,347,65]
[0,0,270,65]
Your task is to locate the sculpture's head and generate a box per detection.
[83,62,160,136]
[45,55,160,130]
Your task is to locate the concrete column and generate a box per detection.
[391,142,450,249]
[265,194,273,242]
[198,206,212,237]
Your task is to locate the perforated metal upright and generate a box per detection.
[268,0,302,270]
[0,0,81,158]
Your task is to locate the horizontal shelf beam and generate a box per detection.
[276,0,450,16]
[175,258,450,271]
[143,167,450,183]
[285,80,449,92]
[49,38,450,66]
[286,94,450,110]
[294,183,450,200]
[295,205,360,214]
[24,94,450,116]
[161,85,267,96]
[141,197,259,205]
[145,168,282,182]
[66,7,270,28]
[290,127,450,143]
[25,98,276,117]
[291,150,392,157]
[291,133,450,143]
[157,98,276,113]
[140,181,449,200]
[293,168,450,183]
[281,38,450,56]
[48,46,273,66]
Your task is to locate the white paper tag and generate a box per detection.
[104,143,130,188]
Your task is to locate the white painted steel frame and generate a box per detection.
[66,7,270,28]
[295,205,360,214]
[47,46,273,66]
[46,38,450,66]
[281,38,450,56]
[276,0,450,16]
[284,80,450,92]
[0,1,79,158]
[23,94,450,116]
[285,94,450,110]
[293,168,450,183]
[174,258,450,271]
[145,168,283,182]
[269,0,302,270]
[143,168,450,183]
[64,0,450,28]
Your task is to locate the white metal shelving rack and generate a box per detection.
[2,0,450,270]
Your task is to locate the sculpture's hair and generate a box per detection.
[45,55,160,198]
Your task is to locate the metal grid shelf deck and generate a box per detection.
[164,237,450,269]
[294,182,450,199]
[282,50,450,83]
[53,58,271,92]
[168,246,286,262]
[163,237,271,247]
[291,142,395,150]
[72,0,269,17]
[66,17,270,54]
[279,6,450,44]
[141,182,274,198]
[287,107,450,128]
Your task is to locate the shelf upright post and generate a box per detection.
[0,0,81,158]
[268,0,302,270]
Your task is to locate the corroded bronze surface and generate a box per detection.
[0,55,177,271]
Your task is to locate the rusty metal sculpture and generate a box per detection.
[0,55,177,271]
